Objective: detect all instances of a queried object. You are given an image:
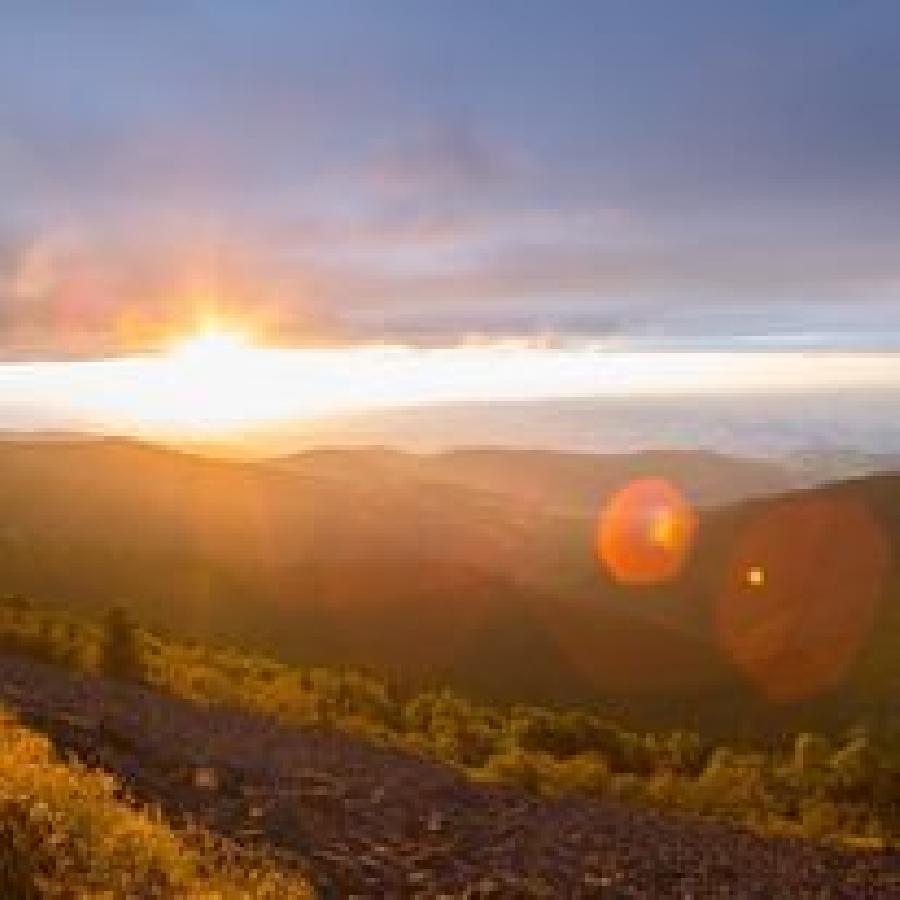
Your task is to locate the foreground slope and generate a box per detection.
[0,650,896,898]
[0,704,310,897]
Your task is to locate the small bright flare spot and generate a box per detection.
[597,478,697,585]
[746,566,766,587]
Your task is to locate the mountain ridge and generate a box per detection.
[0,437,894,714]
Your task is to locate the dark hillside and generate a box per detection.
[0,439,731,700]
[0,438,895,725]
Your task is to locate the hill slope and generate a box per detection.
[0,649,896,897]
[0,439,733,700]
[0,438,895,716]
[273,444,794,514]
[0,696,310,896]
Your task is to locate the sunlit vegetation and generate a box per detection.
[0,595,897,849]
[0,703,310,897]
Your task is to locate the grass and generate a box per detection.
[0,706,311,897]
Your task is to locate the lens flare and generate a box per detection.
[597,478,697,585]
[746,565,766,587]
[715,495,889,702]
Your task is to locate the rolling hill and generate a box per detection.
[272,444,795,515]
[0,437,894,726]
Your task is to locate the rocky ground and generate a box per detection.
[0,652,896,898]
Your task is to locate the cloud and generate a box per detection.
[2,4,900,356]
[3,193,900,359]
[368,121,530,198]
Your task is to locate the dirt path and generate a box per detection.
[0,653,896,897]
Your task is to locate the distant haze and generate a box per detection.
[0,345,897,463]
[215,390,899,477]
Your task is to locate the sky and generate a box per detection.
[2,1,900,358]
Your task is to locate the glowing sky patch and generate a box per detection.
[0,342,898,438]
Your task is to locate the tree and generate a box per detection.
[830,736,876,796]
[100,605,145,682]
[34,616,59,661]
[793,732,830,772]
[662,730,704,775]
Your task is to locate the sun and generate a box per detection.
[167,326,254,363]
[122,323,292,435]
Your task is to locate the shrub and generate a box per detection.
[479,748,552,793]
[693,749,773,818]
[799,799,842,840]
[479,748,609,798]
[546,751,610,796]
[830,736,876,795]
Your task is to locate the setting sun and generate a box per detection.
[167,326,255,364]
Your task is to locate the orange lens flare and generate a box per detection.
[715,495,889,702]
[597,478,697,585]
